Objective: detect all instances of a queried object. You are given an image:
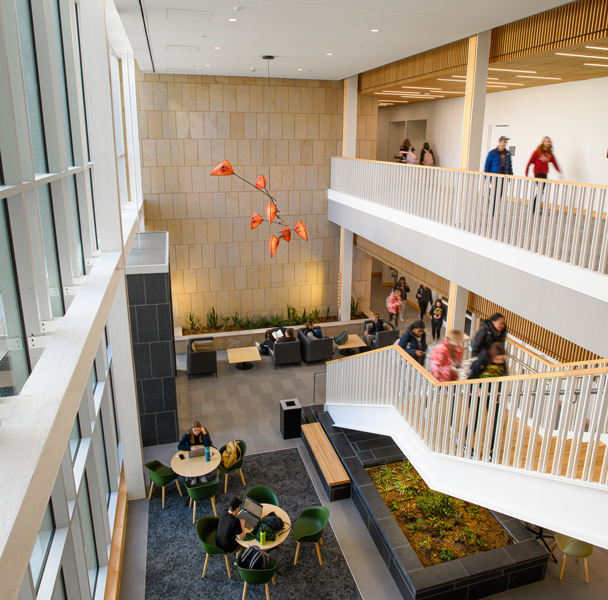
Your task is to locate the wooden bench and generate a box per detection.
[302,423,351,502]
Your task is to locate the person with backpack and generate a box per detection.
[395,320,427,365]
[405,147,418,164]
[430,330,464,382]
[471,313,507,359]
[387,289,402,328]
[419,142,435,166]
[398,138,412,163]
[416,285,432,321]
[430,299,446,341]
[216,497,247,557]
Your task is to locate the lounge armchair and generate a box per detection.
[186,337,218,378]
[268,328,301,369]
[362,319,399,349]
[297,328,333,365]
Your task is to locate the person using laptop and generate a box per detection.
[216,497,247,557]
[177,420,214,484]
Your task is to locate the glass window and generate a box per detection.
[16,0,48,174]
[90,363,97,393]
[69,176,85,276]
[52,571,67,600]
[89,171,98,250]
[0,200,29,397]
[97,417,111,506]
[77,475,98,596]
[37,185,64,317]
[107,369,120,443]
[52,0,74,165]
[69,415,80,461]
[0,152,4,185]
[73,4,89,162]
[30,501,55,589]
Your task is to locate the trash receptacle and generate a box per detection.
[280,398,302,439]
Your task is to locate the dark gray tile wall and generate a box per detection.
[128,272,178,446]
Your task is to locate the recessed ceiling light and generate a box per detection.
[297,68,303,71]
[516,75,562,80]
[326,53,333,56]
[229,18,237,21]
[486,84,508,88]
[214,46,221,50]
[488,68,536,73]
[555,52,608,59]
[583,63,608,67]
[439,90,466,94]
[585,46,608,51]
[487,77,498,80]
[371,29,380,32]
[437,79,465,82]
[452,75,466,78]
[401,86,441,90]
[205,64,211,67]
[490,82,524,86]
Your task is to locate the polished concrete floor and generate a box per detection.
[120,275,608,600]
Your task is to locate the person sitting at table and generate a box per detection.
[216,497,247,557]
[177,421,214,484]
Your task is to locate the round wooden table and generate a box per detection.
[237,504,291,550]
[170,446,221,478]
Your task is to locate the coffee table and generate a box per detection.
[227,346,262,370]
[238,504,292,550]
[335,334,367,356]
[170,446,221,478]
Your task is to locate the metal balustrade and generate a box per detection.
[330,158,608,274]
[326,346,608,486]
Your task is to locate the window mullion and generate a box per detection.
[50,178,79,288]
[74,170,95,268]
[30,0,68,173]
[0,0,34,183]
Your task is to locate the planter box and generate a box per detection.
[174,319,368,355]
[314,410,548,600]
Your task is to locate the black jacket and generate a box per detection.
[397,327,428,364]
[416,287,432,307]
[468,356,509,380]
[471,319,508,358]
[178,430,212,451]
[366,320,385,335]
[393,281,410,301]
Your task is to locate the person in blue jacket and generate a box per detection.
[178,420,212,451]
[484,136,513,175]
[395,320,427,365]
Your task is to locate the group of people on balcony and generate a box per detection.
[398,139,435,166]
[485,135,561,179]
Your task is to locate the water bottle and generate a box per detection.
[260,530,266,545]
[205,446,210,462]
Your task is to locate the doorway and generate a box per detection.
[388,121,405,161]
[406,120,427,160]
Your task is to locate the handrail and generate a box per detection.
[330,157,608,274]
[326,346,608,485]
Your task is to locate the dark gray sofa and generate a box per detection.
[362,319,399,349]
[297,328,333,365]
[268,329,301,369]
[186,337,218,378]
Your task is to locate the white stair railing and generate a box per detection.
[330,157,608,274]
[326,346,608,486]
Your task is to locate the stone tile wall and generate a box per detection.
[136,68,357,328]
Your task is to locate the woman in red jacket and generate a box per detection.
[526,137,561,212]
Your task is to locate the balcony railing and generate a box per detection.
[330,158,608,275]
[326,346,608,486]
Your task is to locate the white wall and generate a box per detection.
[377,77,608,185]
[377,97,465,167]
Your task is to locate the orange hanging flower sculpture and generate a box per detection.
[210,160,308,257]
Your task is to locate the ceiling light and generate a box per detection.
[214,46,221,50]
[486,84,508,88]
[229,18,237,21]
[488,68,536,73]
[583,63,608,67]
[371,29,380,32]
[491,82,524,86]
[205,64,211,67]
[326,53,333,56]
[555,52,608,59]
[452,75,466,78]
[516,75,562,80]
[297,68,303,71]
[487,77,498,80]
[437,79,465,82]
[401,86,441,90]
[586,46,608,51]
[439,90,465,94]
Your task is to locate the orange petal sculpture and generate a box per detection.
[269,236,280,258]
[294,220,308,242]
[281,225,291,242]
[255,175,266,189]
[210,160,234,176]
[251,212,263,229]
[266,202,277,224]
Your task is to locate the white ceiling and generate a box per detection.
[114,0,572,79]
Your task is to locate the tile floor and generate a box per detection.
[119,276,608,600]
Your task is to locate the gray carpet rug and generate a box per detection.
[145,447,362,600]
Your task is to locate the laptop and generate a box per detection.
[238,497,263,529]
[188,448,206,459]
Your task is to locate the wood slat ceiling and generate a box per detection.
[363,0,608,107]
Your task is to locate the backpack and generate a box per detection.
[260,512,283,531]
[221,441,241,468]
[405,151,417,164]
[422,150,434,166]
[239,546,271,570]
[333,330,348,346]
